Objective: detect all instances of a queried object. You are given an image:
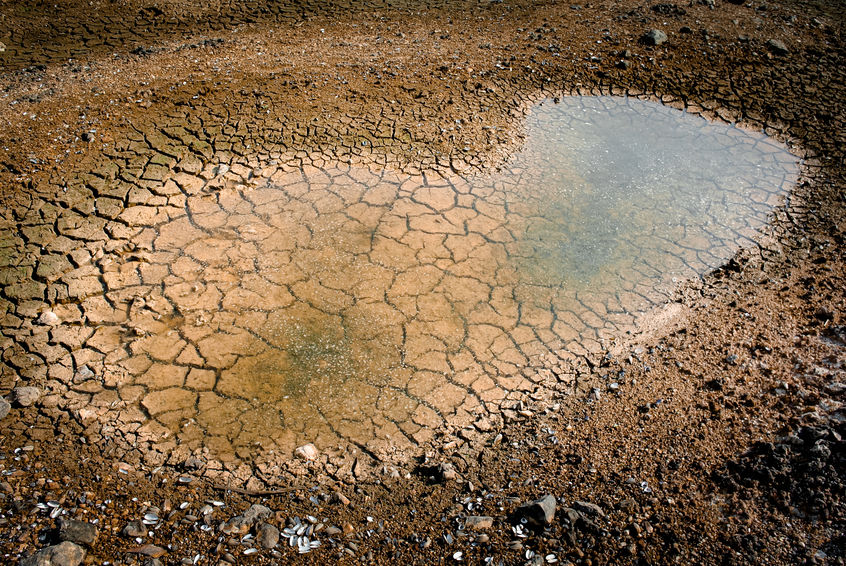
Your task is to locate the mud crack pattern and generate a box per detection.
[0,97,797,471]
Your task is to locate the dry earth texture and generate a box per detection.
[0,0,844,565]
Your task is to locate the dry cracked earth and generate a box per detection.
[0,0,844,565]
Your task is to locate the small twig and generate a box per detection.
[211,484,301,496]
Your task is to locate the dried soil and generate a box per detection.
[0,0,844,564]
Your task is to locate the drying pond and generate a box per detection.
[0,96,799,466]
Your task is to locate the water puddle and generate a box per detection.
[6,96,800,463]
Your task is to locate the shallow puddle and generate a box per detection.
[2,96,799,463]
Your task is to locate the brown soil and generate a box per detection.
[1,0,844,565]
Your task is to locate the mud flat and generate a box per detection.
[0,0,843,564]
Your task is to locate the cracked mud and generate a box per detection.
[0,96,797,468]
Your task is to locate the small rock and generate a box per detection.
[0,398,10,420]
[766,39,788,56]
[222,504,272,534]
[129,544,167,558]
[295,443,319,461]
[332,491,351,506]
[20,541,85,566]
[257,523,280,549]
[57,519,98,546]
[437,462,458,482]
[465,516,494,530]
[122,520,146,538]
[243,504,272,524]
[81,132,94,143]
[514,494,557,527]
[641,29,668,46]
[37,311,60,325]
[573,501,606,518]
[183,455,205,470]
[0,41,6,52]
[11,386,41,408]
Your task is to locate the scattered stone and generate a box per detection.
[514,495,557,527]
[0,398,10,420]
[438,462,458,482]
[81,132,94,142]
[122,520,146,538]
[37,311,61,325]
[129,544,167,558]
[257,523,280,549]
[295,443,319,461]
[11,386,42,408]
[20,541,85,566]
[766,39,789,56]
[332,491,351,506]
[573,501,606,518]
[641,29,668,46]
[465,515,494,530]
[0,41,6,52]
[57,519,98,546]
[222,504,272,534]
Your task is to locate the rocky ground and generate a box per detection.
[0,0,844,564]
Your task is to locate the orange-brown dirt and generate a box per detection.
[0,0,844,564]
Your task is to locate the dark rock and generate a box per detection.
[57,519,98,546]
[574,501,606,518]
[80,132,94,142]
[766,39,789,56]
[20,541,85,566]
[641,29,668,46]
[651,3,686,16]
[514,494,556,527]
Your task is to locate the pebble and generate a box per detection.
[0,397,9,420]
[20,541,85,566]
[37,311,60,325]
[465,515,494,530]
[257,523,280,549]
[129,544,167,558]
[766,38,789,56]
[294,443,319,461]
[122,520,147,538]
[514,494,557,527]
[57,518,99,546]
[641,29,668,46]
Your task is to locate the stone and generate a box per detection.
[38,311,61,325]
[242,504,272,524]
[766,39,789,56]
[515,494,557,527]
[0,398,10,420]
[12,386,42,407]
[573,501,606,518]
[57,518,99,546]
[129,544,167,558]
[122,520,147,538]
[465,515,494,530]
[20,541,85,566]
[437,462,458,482]
[294,443,319,461]
[222,504,272,534]
[257,523,280,549]
[641,29,668,46]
